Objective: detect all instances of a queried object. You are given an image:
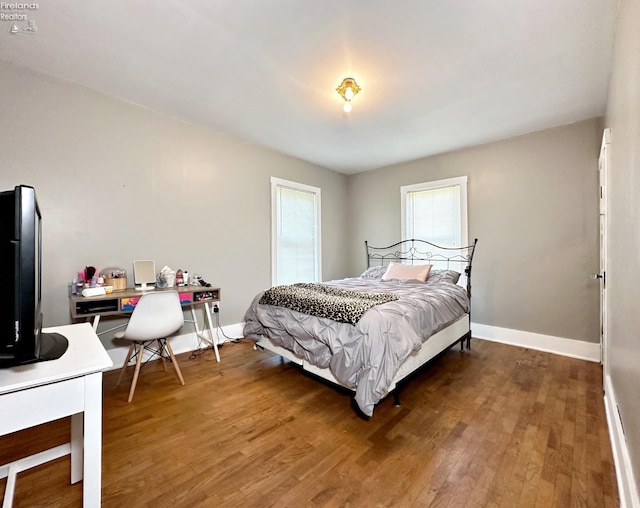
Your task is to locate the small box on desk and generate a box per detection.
[100,267,127,291]
[104,277,127,291]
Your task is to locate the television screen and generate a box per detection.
[0,185,67,367]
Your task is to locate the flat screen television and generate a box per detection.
[0,185,68,367]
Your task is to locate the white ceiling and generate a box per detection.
[0,1,618,174]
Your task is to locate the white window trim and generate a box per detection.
[270,177,322,285]
[400,175,468,246]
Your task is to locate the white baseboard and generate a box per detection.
[105,321,245,370]
[471,322,601,362]
[604,375,640,508]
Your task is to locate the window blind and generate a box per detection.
[274,183,319,285]
[405,184,462,247]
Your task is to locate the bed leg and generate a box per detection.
[460,338,464,352]
[466,331,472,349]
[393,391,401,407]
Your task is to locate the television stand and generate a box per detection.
[38,332,69,361]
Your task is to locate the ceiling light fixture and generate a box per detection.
[336,77,361,113]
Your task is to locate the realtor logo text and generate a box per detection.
[1,3,39,8]
[1,1,39,34]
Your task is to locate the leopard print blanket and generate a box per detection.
[259,283,399,325]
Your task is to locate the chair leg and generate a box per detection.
[163,339,185,386]
[158,339,168,372]
[128,342,145,402]
[117,343,135,386]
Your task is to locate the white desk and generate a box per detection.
[0,323,112,507]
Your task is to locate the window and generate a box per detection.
[271,177,321,285]
[401,176,468,247]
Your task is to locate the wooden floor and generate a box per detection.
[0,338,619,507]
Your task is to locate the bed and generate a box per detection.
[243,238,478,416]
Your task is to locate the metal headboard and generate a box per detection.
[365,238,478,298]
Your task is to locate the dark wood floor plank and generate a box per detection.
[0,339,619,507]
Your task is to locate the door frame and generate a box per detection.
[599,128,610,384]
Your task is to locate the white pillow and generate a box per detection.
[382,262,432,282]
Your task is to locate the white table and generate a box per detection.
[0,323,112,507]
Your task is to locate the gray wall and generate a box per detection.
[0,59,349,348]
[0,57,608,371]
[604,0,640,493]
[347,119,601,343]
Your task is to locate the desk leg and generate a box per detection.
[71,413,83,484]
[190,306,201,339]
[82,372,103,507]
[204,303,221,363]
[88,315,100,333]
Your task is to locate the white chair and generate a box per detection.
[116,290,185,402]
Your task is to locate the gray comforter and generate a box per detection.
[243,277,470,416]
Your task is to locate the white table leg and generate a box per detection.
[82,372,103,507]
[71,412,83,483]
[0,444,71,508]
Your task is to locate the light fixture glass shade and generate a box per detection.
[336,77,360,112]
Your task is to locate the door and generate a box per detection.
[598,128,610,385]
